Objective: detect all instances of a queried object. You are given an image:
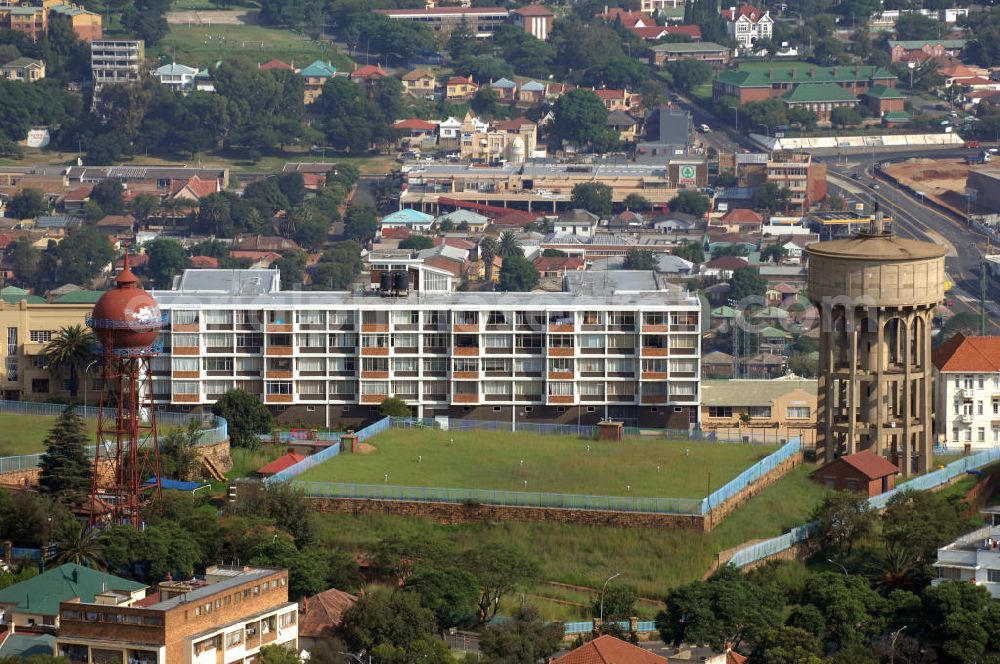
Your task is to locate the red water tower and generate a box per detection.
[87,252,166,528]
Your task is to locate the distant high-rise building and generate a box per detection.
[806,211,946,475]
[91,39,144,96]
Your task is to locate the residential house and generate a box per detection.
[0,563,146,629]
[554,209,599,237]
[649,41,729,65]
[281,162,339,190]
[402,69,438,97]
[170,175,220,202]
[258,59,295,72]
[96,214,136,237]
[593,88,635,112]
[60,186,91,212]
[459,115,537,164]
[300,60,337,104]
[380,208,435,232]
[888,38,966,63]
[153,62,198,93]
[607,110,639,142]
[191,255,219,268]
[932,333,1000,448]
[703,255,748,279]
[298,588,358,651]
[436,209,489,231]
[517,79,546,104]
[0,6,46,43]
[556,635,669,663]
[438,116,463,141]
[34,215,81,235]
[862,84,905,116]
[701,378,816,436]
[714,208,762,233]
[446,75,478,100]
[232,235,300,253]
[0,57,44,82]
[813,451,898,496]
[489,77,518,101]
[702,350,736,378]
[394,118,439,146]
[374,6,509,38]
[511,4,554,40]
[722,4,772,50]
[746,352,787,378]
[55,565,297,664]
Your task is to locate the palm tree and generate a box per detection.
[480,236,499,282]
[497,231,523,258]
[868,542,921,593]
[50,520,107,570]
[282,206,313,239]
[45,325,95,400]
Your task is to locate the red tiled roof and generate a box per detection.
[435,237,476,250]
[721,4,767,22]
[513,4,553,16]
[933,333,1000,372]
[833,450,899,480]
[956,76,995,86]
[705,255,749,270]
[230,250,282,263]
[600,8,650,27]
[299,588,359,638]
[259,59,294,71]
[257,452,306,476]
[232,235,300,252]
[171,175,219,199]
[350,65,387,79]
[631,26,668,39]
[721,208,763,223]
[394,118,438,131]
[97,214,136,228]
[532,255,585,272]
[381,226,411,239]
[594,88,626,100]
[63,185,92,201]
[375,6,506,14]
[115,253,148,269]
[448,75,476,86]
[191,256,219,268]
[424,255,464,277]
[493,117,535,132]
[664,24,702,38]
[556,635,669,664]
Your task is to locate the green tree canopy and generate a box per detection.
[669,190,710,216]
[6,188,47,219]
[38,406,92,503]
[571,182,613,217]
[479,605,564,663]
[344,205,378,244]
[552,89,613,151]
[340,590,440,654]
[404,565,480,631]
[623,249,657,270]
[378,397,410,418]
[812,491,876,554]
[44,324,94,399]
[499,255,540,292]
[211,389,273,449]
[146,237,190,289]
[729,267,767,301]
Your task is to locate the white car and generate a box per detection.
[698,124,711,132]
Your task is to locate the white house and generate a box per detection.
[153,62,199,93]
[933,508,1000,597]
[554,209,599,237]
[380,208,435,231]
[722,4,772,49]
[932,334,1000,448]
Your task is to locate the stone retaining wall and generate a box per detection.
[703,453,804,530]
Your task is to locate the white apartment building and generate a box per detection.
[149,267,702,429]
[91,39,145,92]
[722,4,772,49]
[933,508,1000,597]
[932,334,1000,449]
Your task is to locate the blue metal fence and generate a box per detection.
[9,547,41,561]
[563,620,657,635]
[728,447,1000,568]
[701,438,801,514]
[264,417,391,484]
[257,430,343,443]
[0,400,228,476]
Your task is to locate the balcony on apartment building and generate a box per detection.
[454,335,479,356]
[266,334,293,356]
[453,311,480,333]
[266,311,294,333]
[641,335,669,357]
[515,313,546,332]
[236,310,264,331]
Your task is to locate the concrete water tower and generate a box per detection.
[806,211,946,476]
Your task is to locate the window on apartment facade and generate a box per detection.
[994,399,999,415]
[205,310,232,326]
[280,611,296,628]
[548,382,573,396]
[965,376,974,390]
[173,358,199,372]
[204,333,231,348]
[989,569,1000,583]
[454,358,478,372]
[173,310,199,325]
[670,359,697,373]
[484,334,512,349]
[297,310,325,327]
[787,406,811,419]
[225,630,244,648]
[362,357,389,372]
[31,378,48,393]
[174,382,198,395]
[393,333,418,348]
[29,330,52,343]
[173,333,199,348]
[709,406,733,418]
[423,358,447,374]
[979,428,986,443]
[265,382,292,395]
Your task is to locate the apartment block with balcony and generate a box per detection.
[933,508,1000,597]
[91,39,144,93]
[933,334,1000,449]
[55,565,297,664]
[150,268,702,429]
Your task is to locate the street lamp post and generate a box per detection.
[889,626,908,664]
[83,359,99,410]
[827,558,849,576]
[759,123,770,138]
[599,572,622,623]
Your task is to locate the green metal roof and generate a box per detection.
[299,60,336,78]
[52,290,105,304]
[711,305,739,318]
[1,57,42,69]
[883,111,911,122]
[888,39,966,50]
[0,564,146,617]
[716,64,895,88]
[0,286,44,305]
[782,83,862,103]
[759,325,791,339]
[865,84,904,99]
[651,41,727,52]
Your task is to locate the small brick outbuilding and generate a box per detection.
[813,450,899,497]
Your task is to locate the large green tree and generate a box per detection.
[340,590,440,655]
[38,406,93,502]
[404,565,480,631]
[343,205,378,245]
[478,606,564,663]
[812,491,876,554]
[146,237,190,289]
[730,267,767,301]
[551,89,613,152]
[465,542,540,623]
[498,255,539,292]
[623,249,657,270]
[570,182,613,217]
[211,389,273,449]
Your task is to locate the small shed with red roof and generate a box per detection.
[256,452,306,477]
[813,450,899,497]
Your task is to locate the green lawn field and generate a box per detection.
[0,413,99,456]
[316,461,829,618]
[297,428,779,499]
[154,24,353,72]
